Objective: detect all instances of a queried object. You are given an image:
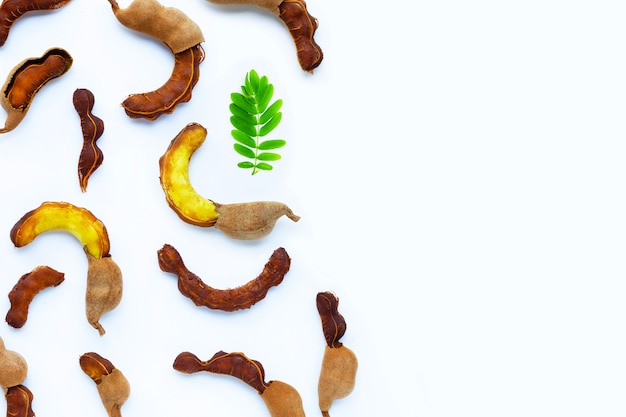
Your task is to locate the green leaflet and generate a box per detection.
[229,69,286,175]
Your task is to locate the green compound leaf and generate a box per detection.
[229,69,287,175]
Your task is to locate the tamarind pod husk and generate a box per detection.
[0,337,28,393]
[121,44,204,121]
[157,244,291,311]
[86,253,123,336]
[206,0,283,13]
[107,0,204,54]
[0,47,72,133]
[6,265,65,328]
[316,291,346,348]
[73,88,105,192]
[261,380,306,417]
[0,0,71,47]
[318,345,358,416]
[278,0,323,72]
[213,201,301,240]
[80,353,129,417]
[173,350,270,394]
[5,384,35,417]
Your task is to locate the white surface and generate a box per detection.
[0,1,626,417]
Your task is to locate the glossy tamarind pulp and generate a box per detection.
[0,0,71,47]
[5,384,35,417]
[121,44,204,120]
[0,47,72,133]
[73,88,105,192]
[6,265,65,328]
[157,244,291,311]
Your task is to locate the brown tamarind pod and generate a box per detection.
[0,337,28,394]
[277,0,323,72]
[73,88,105,192]
[206,0,322,72]
[5,384,35,417]
[316,292,358,417]
[157,244,291,311]
[0,0,71,47]
[120,44,204,120]
[6,265,65,328]
[173,350,305,417]
[0,47,72,133]
[106,0,205,120]
[80,352,130,417]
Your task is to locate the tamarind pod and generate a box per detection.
[80,352,130,417]
[157,244,291,312]
[0,337,28,394]
[107,0,204,54]
[86,253,123,336]
[0,0,71,47]
[10,201,110,259]
[173,350,270,394]
[0,47,72,133]
[261,380,306,417]
[121,44,204,121]
[73,88,105,192]
[6,265,65,328]
[159,122,300,239]
[316,291,346,348]
[5,385,35,417]
[278,0,323,72]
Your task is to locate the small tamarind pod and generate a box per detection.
[10,201,123,335]
[73,88,105,192]
[6,265,65,328]
[206,0,322,72]
[0,0,71,47]
[80,352,130,417]
[173,350,305,417]
[316,292,358,417]
[157,244,291,311]
[106,0,205,120]
[5,384,35,417]
[0,47,72,133]
[159,122,300,239]
[0,337,28,394]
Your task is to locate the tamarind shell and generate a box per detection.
[261,380,305,417]
[318,345,358,413]
[85,254,123,336]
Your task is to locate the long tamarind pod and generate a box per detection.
[157,244,291,311]
[173,351,269,394]
[0,0,71,47]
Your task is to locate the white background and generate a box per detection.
[0,1,625,416]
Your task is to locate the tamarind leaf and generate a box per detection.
[234,144,256,159]
[230,69,286,175]
[259,112,282,136]
[259,100,283,124]
[230,116,258,138]
[258,139,286,150]
[231,130,256,148]
[257,152,282,161]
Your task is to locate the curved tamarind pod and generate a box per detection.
[73,88,105,192]
[107,0,204,54]
[159,122,300,239]
[0,0,71,47]
[316,292,358,417]
[0,47,72,133]
[173,350,305,417]
[10,201,123,336]
[0,337,28,394]
[106,0,205,120]
[121,44,204,120]
[80,352,130,417]
[157,244,291,311]
[6,265,65,328]
[206,0,322,72]
[5,385,35,417]
[10,201,110,258]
